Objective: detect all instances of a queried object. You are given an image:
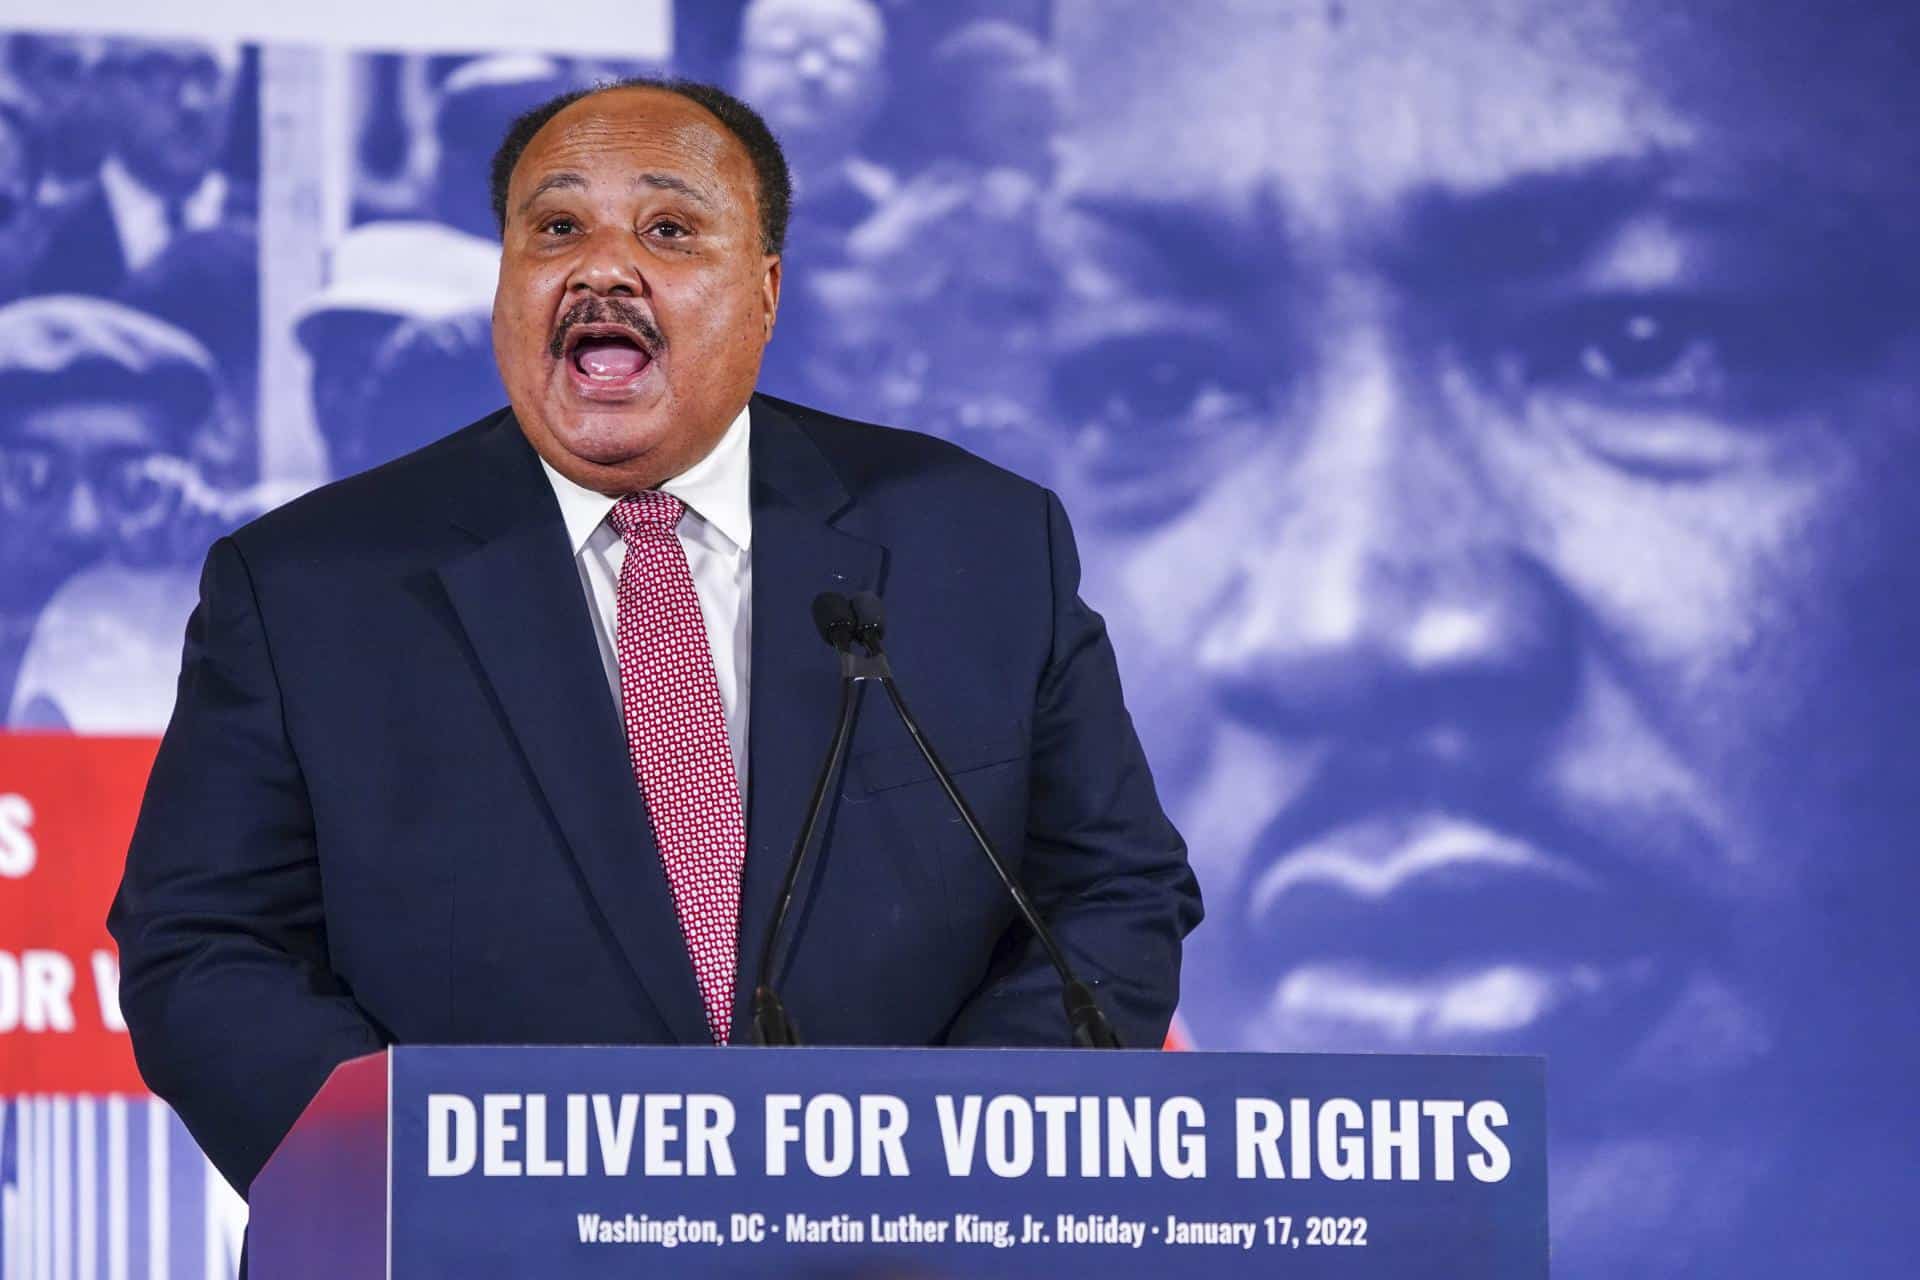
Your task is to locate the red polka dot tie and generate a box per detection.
[610,490,745,1045]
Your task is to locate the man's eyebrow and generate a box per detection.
[516,171,586,216]
[1063,166,1668,293]
[1395,158,1676,286]
[1397,157,1666,280]
[1399,156,1917,291]
[1063,158,1909,303]
[634,172,713,208]
[1074,163,1673,295]
[516,171,716,216]
[1057,189,1291,303]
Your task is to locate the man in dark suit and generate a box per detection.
[108,75,1200,1197]
[26,37,249,299]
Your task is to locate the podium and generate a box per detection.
[250,1046,1546,1277]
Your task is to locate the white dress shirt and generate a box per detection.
[99,155,230,274]
[539,405,754,796]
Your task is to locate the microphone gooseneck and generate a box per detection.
[849,591,1123,1049]
[752,592,863,1047]
[756,589,1123,1049]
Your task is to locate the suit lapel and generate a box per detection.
[434,412,711,1044]
[732,397,886,1038]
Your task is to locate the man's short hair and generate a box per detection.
[488,76,793,257]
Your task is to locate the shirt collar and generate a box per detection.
[99,155,226,273]
[539,402,754,556]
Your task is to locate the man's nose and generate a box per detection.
[179,77,216,113]
[63,479,107,542]
[566,227,646,297]
[1197,323,1575,748]
[795,47,832,82]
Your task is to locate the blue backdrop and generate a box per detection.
[0,2,1913,1275]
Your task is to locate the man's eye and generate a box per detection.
[541,217,580,236]
[1577,309,1691,383]
[1532,300,1705,383]
[1485,288,1914,423]
[648,219,690,240]
[1504,297,1754,407]
[0,449,60,505]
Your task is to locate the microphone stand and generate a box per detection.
[751,596,886,1045]
[753,591,1124,1050]
[851,593,1123,1049]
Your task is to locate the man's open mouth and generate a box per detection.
[567,326,653,381]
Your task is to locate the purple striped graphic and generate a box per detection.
[0,1097,244,1280]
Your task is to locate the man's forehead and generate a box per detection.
[519,90,744,189]
[1057,0,1918,223]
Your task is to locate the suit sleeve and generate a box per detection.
[107,537,386,1195]
[943,489,1204,1049]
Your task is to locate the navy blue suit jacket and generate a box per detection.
[108,396,1201,1194]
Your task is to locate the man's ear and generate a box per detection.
[761,255,782,338]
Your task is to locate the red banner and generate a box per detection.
[0,731,160,1095]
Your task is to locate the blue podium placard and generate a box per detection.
[252,1046,1546,1277]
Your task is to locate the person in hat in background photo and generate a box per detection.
[291,219,501,479]
[426,55,576,241]
[0,294,225,725]
[120,221,262,475]
[350,309,510,473]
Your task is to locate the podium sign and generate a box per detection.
[252,1046,1546,1277]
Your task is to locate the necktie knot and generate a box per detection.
[610,490,685,542]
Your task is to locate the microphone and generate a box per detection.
[811,591,858,653]
[847,589,885,653]
[752,592,866,1046]
[846,591,1124,1050]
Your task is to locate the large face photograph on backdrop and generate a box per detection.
[695,4,1920,1265]
[1,2,1914,1276]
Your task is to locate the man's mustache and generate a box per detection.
[548,297,666,360]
